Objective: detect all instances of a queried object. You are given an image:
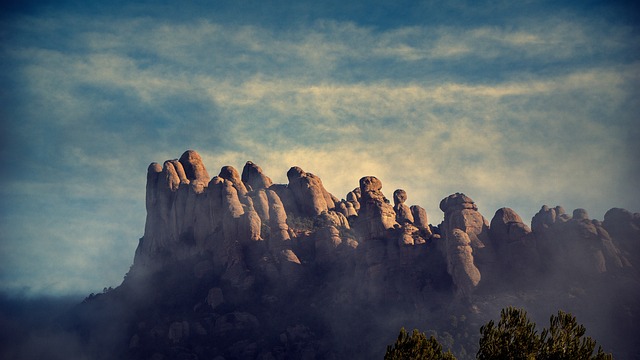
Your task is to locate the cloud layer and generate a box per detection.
[1,1,638,296]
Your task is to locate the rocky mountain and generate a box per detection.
[63,150,640,359]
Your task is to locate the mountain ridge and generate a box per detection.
[62,149,640,359]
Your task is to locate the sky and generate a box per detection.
[0,0,638,297]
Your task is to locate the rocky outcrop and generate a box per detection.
[266,189,302,282]
[179,150,210,185]
[489,208,539,278]
[439,193,493,297]
[219,165,248,196]
[603,208,640,267]
[356,176,398,240]
[411,205,432,236]
[346,187,361,212]
[393,189,414,224]
[241,161,273,190]
[133,149,638,306]
[446,229,481,299]
[136,152,213,267]
[76,150,640,360]
[134,152,311,289]
[439,193,491,250]
[286,166,336,217]
[531,205,570,233]
[531,205,627,277]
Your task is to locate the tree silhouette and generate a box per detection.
[477,307,540,359]
[388,307,614,359]
[477,307,613,360]
[539,310,613,360]
[385,327,456,360]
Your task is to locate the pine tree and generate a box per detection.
[539,310,613,360]
[476,307,614,360]
[385,327,456,360]
[477,307,539,360]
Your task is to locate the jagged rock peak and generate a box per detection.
[447,229,481,299]
[531,205,569,232]
[287,166,336,216]
[393,189,414,225]
[242,161,273,190]
[357,176,397,239]
[439,192,493,299]
[393,189,407,205]
[219,165,248,196]
[163,160,188,191]
[178,150,209,183]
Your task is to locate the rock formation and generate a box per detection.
[286,166,337,217]
[446,229,481,299]
[133,151,639,306]
[71,149,640,360]
[241,161,273,190]
[356,176,398,239]
[393,189,414,224]
[529,205,629,278]
[438,193,487,298]
[488,208,538,279]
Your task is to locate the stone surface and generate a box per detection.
[446,229,481,299]
[393,189,415,225]
[439,193,495,296]
[488,208,539,278]
[242,161,273,190]
[410,205,430,233]
[179,150,209,185]
[489,207,531,245]
[219,165,248,196]
[357,176,398,239]
[286,166,336,216]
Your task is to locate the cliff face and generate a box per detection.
[72,150,640,359]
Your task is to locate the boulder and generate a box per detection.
[346,188,361,211]
[410,205,430,233]
[440,193,490,250]
[489,208,532,245]
[393,189,414,224]
[219,165,248,196]
[287,166,336,216]
[242,161,273,190]
[488,208,539,278]
[179,150,209,185]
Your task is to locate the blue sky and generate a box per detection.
[1,0,638,296]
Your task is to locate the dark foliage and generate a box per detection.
[385,327,456,360]
[477,307,613,360]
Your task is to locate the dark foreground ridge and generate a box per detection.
[61,150,640,359]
